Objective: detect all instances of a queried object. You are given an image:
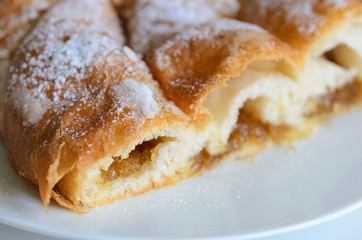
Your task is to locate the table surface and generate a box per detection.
[1,204,362,240]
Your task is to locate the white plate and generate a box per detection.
[1,108,362,240]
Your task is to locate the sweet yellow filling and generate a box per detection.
[309,79,362,115]
[191,111,289,172]
[102,79,362,180]
[192,79,362,172]
[101,139,159,181]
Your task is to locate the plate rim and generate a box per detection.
[1,190,362,240]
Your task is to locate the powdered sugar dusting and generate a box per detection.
[323,0,350,8]
[7,0,124,125]
[0,0,52,59]
[112,78,159,121]
[128,0,240,54]
[154,19,266,71]
[254,0,323,35]
[171,19,265,42]
[123,46,140,62]
[11,85,50,124]
[244,0,352,36]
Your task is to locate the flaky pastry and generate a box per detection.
[1,0,362,212]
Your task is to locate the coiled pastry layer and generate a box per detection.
[1,0,362,212]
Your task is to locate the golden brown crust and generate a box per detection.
[51,190,88,214]
[4,0,189,210]
[147,19,301,117]
[123,0,241,54]
[4,0,123,207]
[238,0,362,56]
[2,0,362,213]
[0,0,58,59]
[0,0,58,134]
[68,171,183,208]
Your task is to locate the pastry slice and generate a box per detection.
[3,0,204,212]
[239,0,362,114]
[3,0,362,213]
[148,19,301,158]
[148,17,361,164]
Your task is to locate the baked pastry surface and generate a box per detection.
[1,0,362,212]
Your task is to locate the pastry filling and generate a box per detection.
[192,78,362,172]
[101,79,362,178]
[191,111,289,172]
[308,79,362,115]
[101,139,160,181]
[100,78,362,179]
[227,112,289,151]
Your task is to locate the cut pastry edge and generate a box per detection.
[204,65,297,154]
[57,68,362,210]
[308,16,362,59]
[302,15,362,110]
[150,15,362,155]
[148,19,301,117]
[318,18,362,80]
[204,53,359,155]
[307,13,362,61]
[49,13,362,211]
[24,96,203,212]
[54,119,208,209]
[2,0,206,212]
[148,20,304,155]
[3,1,362,213]
[201,78,362,170]
[24,80,198,211]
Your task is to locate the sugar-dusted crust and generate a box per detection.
[147,19,301,117]
[0,0,58,133]
[238,0,362,57]
[4,0,194,210]
[2,0,362,213]
[0,0,59,60]
[122,0,241,54]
